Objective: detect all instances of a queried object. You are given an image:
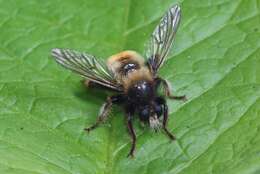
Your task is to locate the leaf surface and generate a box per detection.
[0,0,259,174]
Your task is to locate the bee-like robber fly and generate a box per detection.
[51,4,186,157]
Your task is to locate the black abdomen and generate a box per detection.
[127,80,154,104]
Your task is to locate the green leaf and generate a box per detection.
[0,0,259,174]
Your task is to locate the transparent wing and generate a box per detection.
[145,4,181,75]
[51,48,123,91]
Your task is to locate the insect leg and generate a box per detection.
[84,94,125,132]
[127,115,136,157]
[162,104,175,140]
[156,97,176,140]
[155,77,186,101]
[126,112,136,158]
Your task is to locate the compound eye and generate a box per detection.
[155,104,162,117]
[139,107,150,121]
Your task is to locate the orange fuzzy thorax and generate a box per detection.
[107,50,152,90]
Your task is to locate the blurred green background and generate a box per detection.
[0,0,260,174]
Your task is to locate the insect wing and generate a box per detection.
[51,48,123,91]
[146,4,181,75]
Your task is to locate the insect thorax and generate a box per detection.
[127,79,154,105]
[107,50,143,73]
[107,50,153,88]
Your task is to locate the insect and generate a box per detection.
[51,4,186,157]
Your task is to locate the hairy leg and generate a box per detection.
[126,112,136,157]
[155,77,186,101]
[155,97,176,140]
[162,103,175,140]
[84,94,125,132]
